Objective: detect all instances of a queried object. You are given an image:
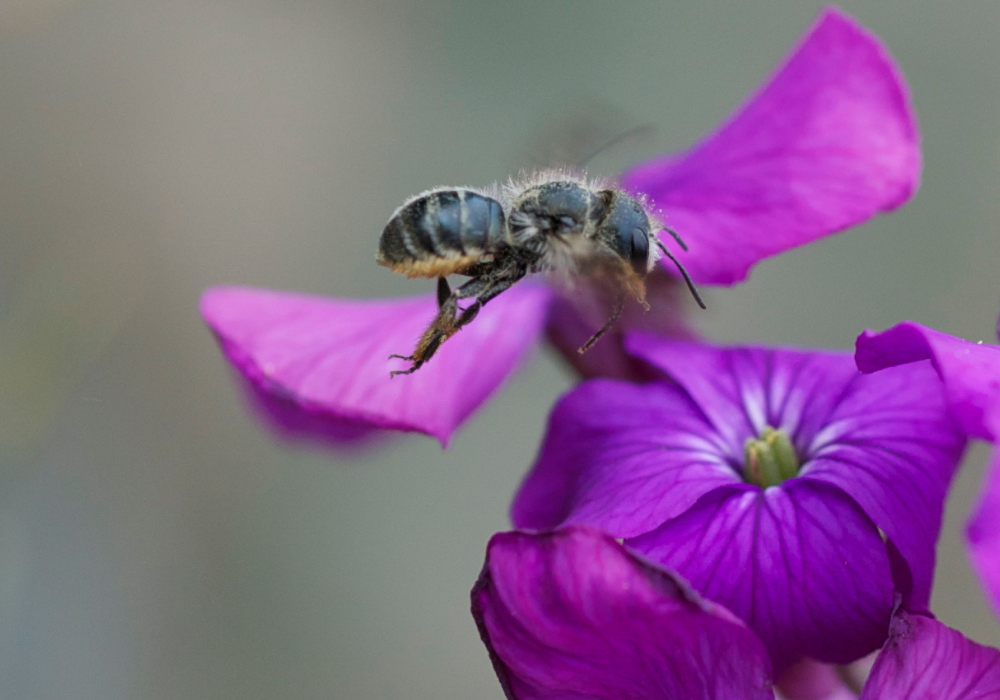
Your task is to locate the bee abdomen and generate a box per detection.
[377,188,505,278]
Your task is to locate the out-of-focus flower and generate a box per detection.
[202,7,920,446]
[512,334,965,670]
[621,9,919,287]
[473,526,1000,700]
[776,658,860,700]
[858,611,1000,699]
[856,318,1000,614]
[856,321,1000,441]
[200,285,550,446]
[472,526,775,700]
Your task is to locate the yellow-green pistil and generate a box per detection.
[743,426,800,488]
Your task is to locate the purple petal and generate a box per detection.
[860,611,1000,699]
[856,321,1000,441]
[200,284,551,446]
[510,379,740,537]
[628,481,894,672]
[472,526,774,700]
[625,332,859,458]
[967,450,1000,616]
[622,8,919,285]
[238,377,387,450]
[855,322,1000,617]
[799,360,965,611]
[777,659,859,700]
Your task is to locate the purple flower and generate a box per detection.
[202,8,920,446]
[856,319,1000,615]
[511,333,965,670]
[473,526,1000,700]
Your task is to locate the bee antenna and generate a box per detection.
[663,227,689,252]
[655,237,707,310]
[575,124,656,169]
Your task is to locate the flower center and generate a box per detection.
[743,426,800,488]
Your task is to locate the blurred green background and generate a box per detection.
[1,0,999,697]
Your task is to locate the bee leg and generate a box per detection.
[389,329,449,376]
[388,299,455,361]
[578,288,626,354]
[389,278,464,376]
[436,276,451,308]
[388,267,525,376]
[451,268,527,329]
[450,278,490,327]
[389,316,456,376]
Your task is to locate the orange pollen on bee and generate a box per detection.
[377,255,482,279]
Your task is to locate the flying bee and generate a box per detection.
[376,170,705,376]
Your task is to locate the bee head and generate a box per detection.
[510,181,606,242]
[596,190,707,310]
[594,191,654,275]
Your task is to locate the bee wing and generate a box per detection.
[516,101,655,172]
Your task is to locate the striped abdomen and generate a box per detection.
[377,188,506,278]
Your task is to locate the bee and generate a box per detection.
[376,170,704,376]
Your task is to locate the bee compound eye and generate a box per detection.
[629,228,649,272]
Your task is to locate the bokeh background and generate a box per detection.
[1,1,999,697]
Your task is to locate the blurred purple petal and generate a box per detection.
[777,659,858,700]
[472,526,774,700]
[800,361,965,610]
[628,482,893,671]
[511,380,741,537]
[238,377,388,450]
[201,284,551,446]
[856,320,1000,617]
[622,8,919,285]
[967,451,1000,616]
[860,611,1000,699]
[856,321,1000,441]
[544,272,699,381]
